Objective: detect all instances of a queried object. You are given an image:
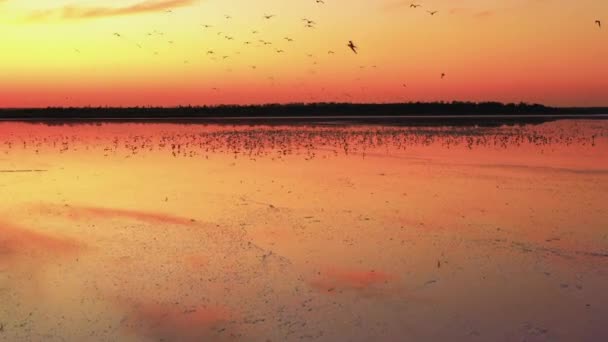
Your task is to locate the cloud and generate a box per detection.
[28,0,198,21]
[474,10,495,18]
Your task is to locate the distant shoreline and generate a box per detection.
[1,103,607,126]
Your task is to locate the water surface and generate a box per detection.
[1,120,607,341]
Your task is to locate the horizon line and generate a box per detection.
[2,101,608,111]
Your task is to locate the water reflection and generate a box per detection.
[0,120,607,341]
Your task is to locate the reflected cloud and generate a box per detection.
[121,300,232,341]
[0,219,83,265]
[33,203,198,227]
[309,267,395,294]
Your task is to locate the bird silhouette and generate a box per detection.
[347,40,358,54]
[428,10,438,16]
[595,20,602,28]
[441,73,446,79]
[410,4,421,8]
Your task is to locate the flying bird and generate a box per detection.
[263,14,276,19]
[595,20,601,28]
[428,11,438,16]
[441,73,446,79]
[410,4,421,8]
[347,40,358,54]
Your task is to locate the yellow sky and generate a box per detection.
[0,0,607,107]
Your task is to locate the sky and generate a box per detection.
[0,0,607,107]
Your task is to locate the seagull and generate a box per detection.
[428,10,438,15]
[347,40,358,54]
[410,4,421,8]
[328,50,335,54]
[595,20,602,28]
[113,32,121,37]
[284,37,294,42]
[263,14,276,19]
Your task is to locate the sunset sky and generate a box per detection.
[0,0,607,107]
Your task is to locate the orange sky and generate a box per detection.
[0,0,607,107]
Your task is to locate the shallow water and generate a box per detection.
[1,120,607,341]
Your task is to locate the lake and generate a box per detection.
[1,119,607,341]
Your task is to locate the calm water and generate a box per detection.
[1,120,607,341]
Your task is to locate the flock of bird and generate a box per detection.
[2,123,602,160]
[99,1,454,97]
[84,1,605,99]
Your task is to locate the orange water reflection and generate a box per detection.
[0,120,607,341]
